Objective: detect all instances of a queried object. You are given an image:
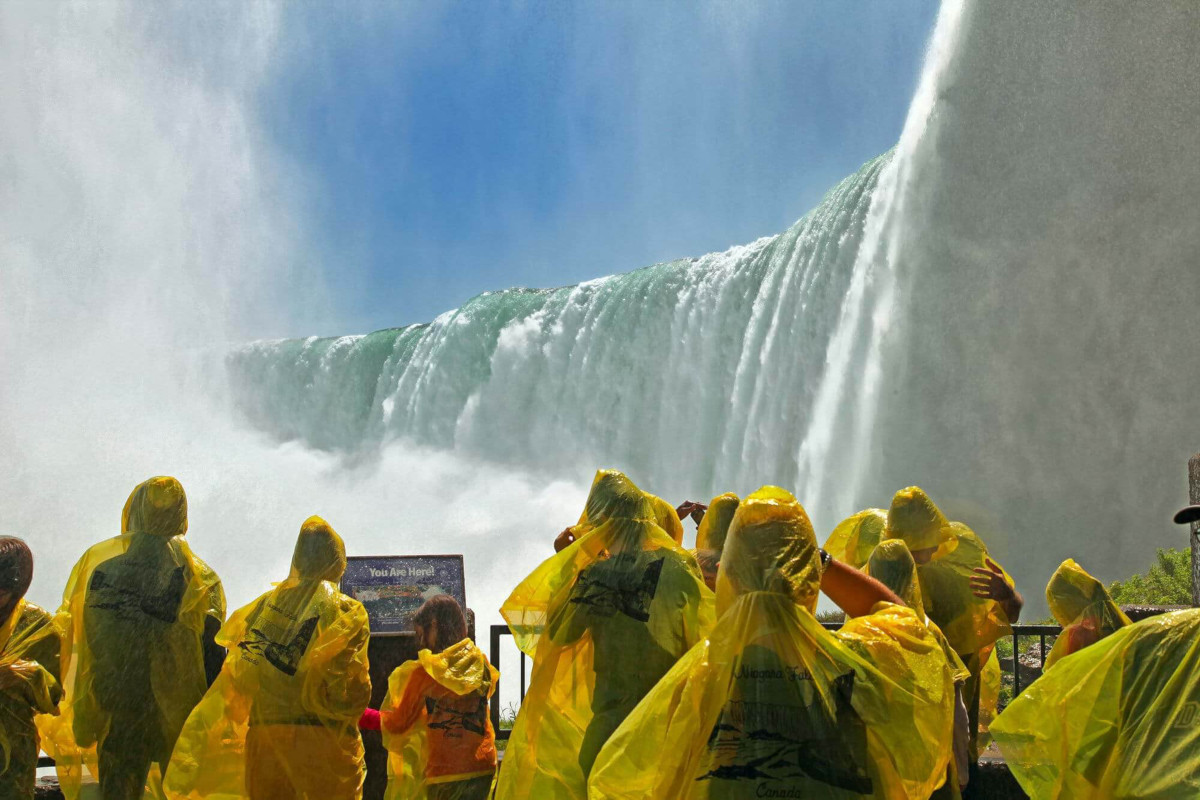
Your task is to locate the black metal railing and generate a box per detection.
[489,624,528,741]
[489,621,1063,741]
[1003,623,1060,694]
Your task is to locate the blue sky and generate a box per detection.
[264,2,939,333]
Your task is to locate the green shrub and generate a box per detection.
[1107,548,1191,606]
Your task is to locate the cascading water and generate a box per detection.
[228,154,888,502]
[229,0,1200,607]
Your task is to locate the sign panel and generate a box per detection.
[341,554,466,636]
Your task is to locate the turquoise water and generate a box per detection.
[228,155,889,503]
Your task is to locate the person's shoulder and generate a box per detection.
[839,601,931,640]
[77,534,127,561]
[19,602,53,626]
[187,550,222,582]
[331,587,369,619]
[656,545,704,575]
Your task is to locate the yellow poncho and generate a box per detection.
[587,486,956,800]
[163,516,371,800]
[381,638,498,800]
[992,609,1200,798]
[0,600,62,799]
[42,477,225,799]
[494,469,715,800]
[695,493,740,553]
[866,540,969,684]
[646,492,686,546]
[916,522,1014,658]
[1043,558,1130,671]
[884,488,957,558]
[976,648,1001,749]
[823,508,888,570]
[884,489,1012,659]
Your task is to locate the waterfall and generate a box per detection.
[228,155,888,507]
[228,0,1200,602]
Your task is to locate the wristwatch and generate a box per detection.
[819,548,832,573]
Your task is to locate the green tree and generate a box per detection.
[1107,548,1191,606]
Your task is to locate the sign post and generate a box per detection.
[342,554,469,800]
[341,555,467,635]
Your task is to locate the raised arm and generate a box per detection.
[820,555,904,618]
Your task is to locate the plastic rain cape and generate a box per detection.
[588,486,956,800]
[1043,559,1129,672]
[494,470,715,800]
[647,493,685,546]
[903,522,1012,659]
[866,541,969,684]
[163,516,371,800]
[695,493,740,553]
[823,508,888,570]
[884,488,957,558]
[975,649,1001,749]
[0,601,62,794]
[41,477,225,800]
[992,608,1200,799]
[381,638,498,800]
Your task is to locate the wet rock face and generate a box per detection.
[998,646,1044,686]
[35,777,63,799]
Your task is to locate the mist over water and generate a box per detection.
[4,0,1198,656]
[0,1,584,638]
[865,0,1200,600]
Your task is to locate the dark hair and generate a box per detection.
[0,538,33,600]
[412,594,467,653]
[695,549,720,576]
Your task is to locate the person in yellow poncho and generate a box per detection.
[694,493,740,553]
[866,540,971,798]
[883,487,1022,768]
[0,538,62,800]
[1042,558,1129,672]
[692,493,740,590]
[494,469,715,800]
[646,492,685,546]
[554,487,691,553]
[992,608,1200,798]
[822,508,887,570]
[588,486,957,800]
[42,476,225,800]
[163,515,371,800]
[379,594,497,800]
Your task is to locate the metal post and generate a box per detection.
[1011,631,1021,695]
[1190,455,1200,607]
[490,625,503,736]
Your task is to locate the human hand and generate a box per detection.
[554,527,577,553]
[969,558,1015,601]
[675,501,708,521]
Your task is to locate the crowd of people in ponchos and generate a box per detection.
[0,471,1195,800]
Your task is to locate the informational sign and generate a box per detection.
[341,554,466,636]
